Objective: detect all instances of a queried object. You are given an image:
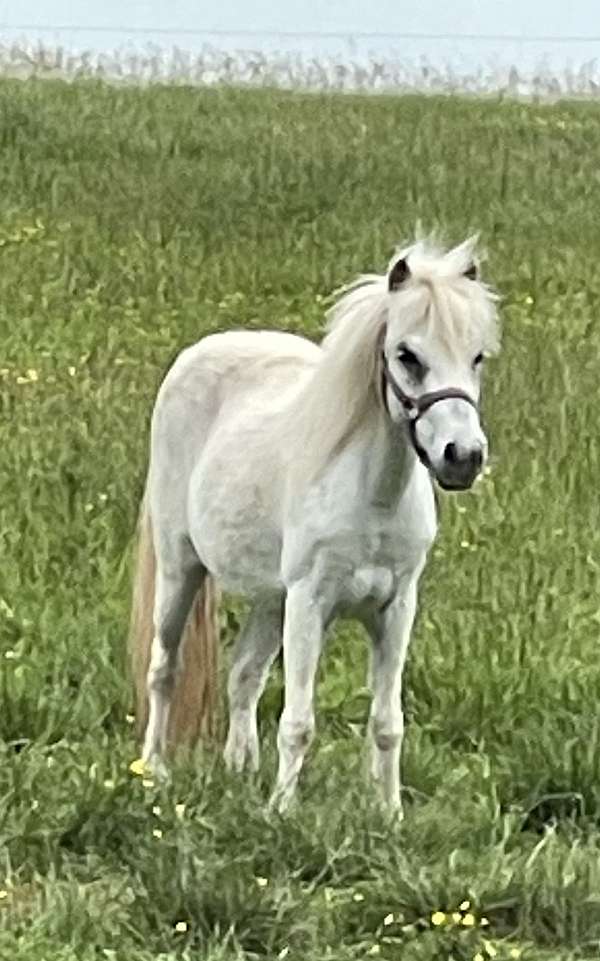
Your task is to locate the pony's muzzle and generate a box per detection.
[438,441,485,490]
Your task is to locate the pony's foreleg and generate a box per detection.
[224,595,283,773]
[368,575,420,814]
[142,559,205,775]
[270,581,325,812]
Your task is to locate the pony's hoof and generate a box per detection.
[153,760,169,782]
[383,800,404,824]
[138,755,169,782]
[268,788,294,816]
[223,737,260,774]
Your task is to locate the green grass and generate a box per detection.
[1,77,600,960]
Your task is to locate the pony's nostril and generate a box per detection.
[444,442,458,464]
[470,447,484,470]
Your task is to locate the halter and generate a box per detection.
[378,337,479,471]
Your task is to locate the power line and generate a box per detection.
[1,23,600,44]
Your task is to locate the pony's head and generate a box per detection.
[293,236,500,493]
[381,237,499,490]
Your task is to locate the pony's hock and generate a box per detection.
[129,236,501,814]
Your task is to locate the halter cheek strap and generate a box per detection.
[379,346,479,470]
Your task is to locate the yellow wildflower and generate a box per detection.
[462,913,476,927]
[129,758,149,777]
[353,892,365,902]
[431,911,447,926]
[459,900,471,910]
[125,714,135,725]
[483,941,497,958]
[174,921,188,933]
[452,912,462,924]
[152,828,163,839]
[152,805,161,816]
[256,877,268,888]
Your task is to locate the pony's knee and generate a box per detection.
[227,662,254,699]
[147,637,178,695]
[372,717,404,753]
[278,714,315,753]
[147,665,176,697]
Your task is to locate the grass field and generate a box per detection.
[1,78,600,961]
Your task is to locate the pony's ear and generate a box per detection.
[388,257,410,291]
[464,262,478,281]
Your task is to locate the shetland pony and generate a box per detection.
[130,237,500,813]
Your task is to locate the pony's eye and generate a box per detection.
[397,347,421,369]
[473,352,484,368]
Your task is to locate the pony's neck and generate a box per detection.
[353,404,418,509]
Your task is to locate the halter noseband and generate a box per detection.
[379,341,479,470]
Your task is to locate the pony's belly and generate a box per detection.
[188,465,283,593]
[200,534,282,594]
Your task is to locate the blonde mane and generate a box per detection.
[289,237,500,489]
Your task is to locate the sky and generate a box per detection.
[1,1,600,75]
[2,0,600,36]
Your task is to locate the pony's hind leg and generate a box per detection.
[224,594,283,773]
[142,549,206,775]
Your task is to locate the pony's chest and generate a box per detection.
[344,561,395,608]
[281,465,437,600]
[312,524,404,607]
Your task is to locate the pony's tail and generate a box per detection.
[129,496,219,749]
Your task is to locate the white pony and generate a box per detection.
[129,237,500,814]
